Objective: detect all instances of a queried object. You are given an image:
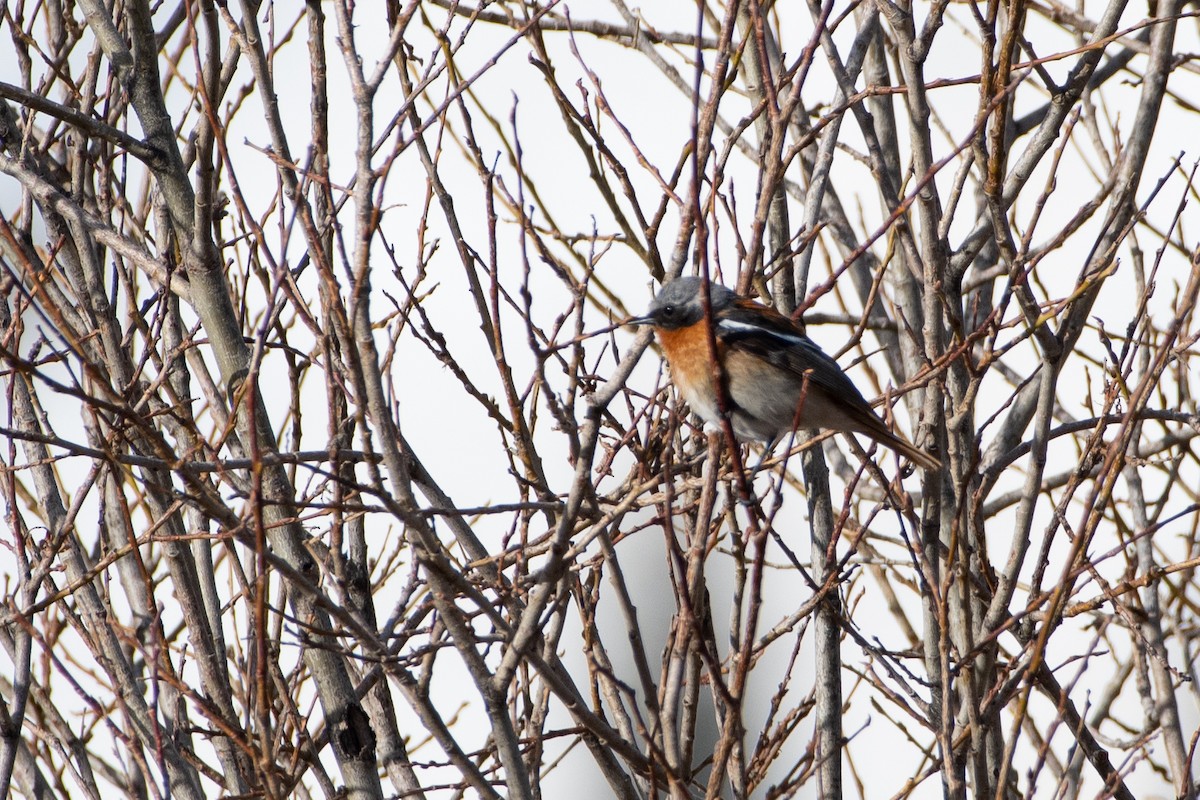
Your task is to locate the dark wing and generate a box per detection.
[715,298,941,468]
[715,299,872,409]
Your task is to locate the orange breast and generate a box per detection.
[657,326,717,381]
[655,325,723,423]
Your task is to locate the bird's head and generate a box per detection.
[630,277,735,330]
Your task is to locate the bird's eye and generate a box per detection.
[661,304,676,318]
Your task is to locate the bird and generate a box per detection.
[632,276,940,471]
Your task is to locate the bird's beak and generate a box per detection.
[627,314,656,327]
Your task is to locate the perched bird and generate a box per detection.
[633,276,940,470]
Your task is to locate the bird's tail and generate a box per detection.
[859,415,941,471]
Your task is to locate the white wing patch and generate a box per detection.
[717,318,807,346]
